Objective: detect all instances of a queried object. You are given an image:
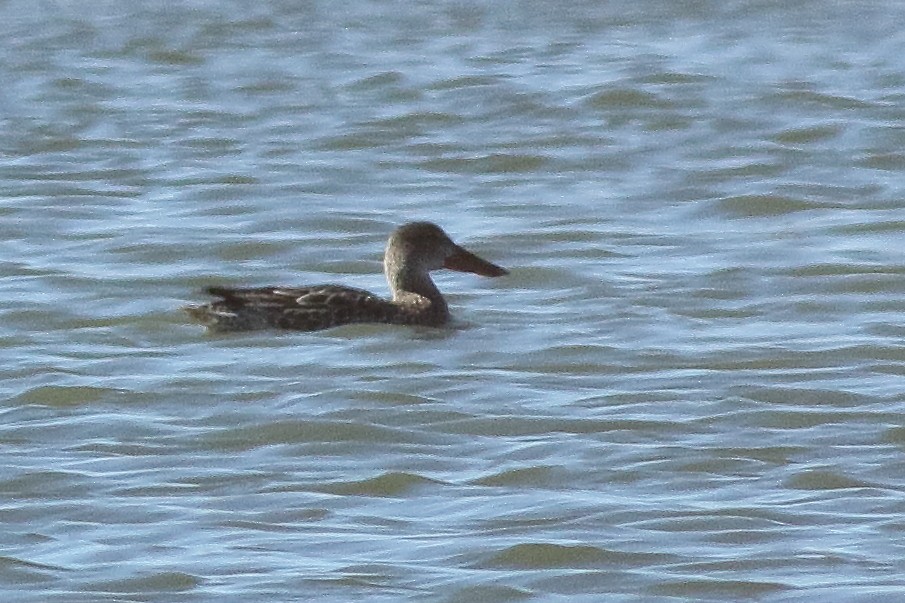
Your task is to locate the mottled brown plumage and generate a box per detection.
[184,222,508,332]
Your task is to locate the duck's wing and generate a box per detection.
[187,285,401,331]
[208,285,380,309]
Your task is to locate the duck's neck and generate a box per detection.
[385,258,448,316]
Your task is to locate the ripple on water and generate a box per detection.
[3,1,905,601]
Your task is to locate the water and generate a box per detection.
[2,1,905,601]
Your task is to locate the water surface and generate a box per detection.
[2,1,905,601]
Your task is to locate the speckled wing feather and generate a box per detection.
[197,285,403,331]
[208,285,406,331]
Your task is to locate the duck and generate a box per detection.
[184,221,508,331]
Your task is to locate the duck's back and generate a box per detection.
[185,285,433,332]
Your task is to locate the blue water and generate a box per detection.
[2,1,905,601]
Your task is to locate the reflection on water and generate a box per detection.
[2,0,905,600]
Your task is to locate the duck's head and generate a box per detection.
[386,222,509,277]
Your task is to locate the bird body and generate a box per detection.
[184,222,508,332]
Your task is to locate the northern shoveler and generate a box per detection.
[184,221,508,331]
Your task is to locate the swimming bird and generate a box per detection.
[184,221,508,332]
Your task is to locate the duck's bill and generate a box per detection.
[444,246,509,277]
